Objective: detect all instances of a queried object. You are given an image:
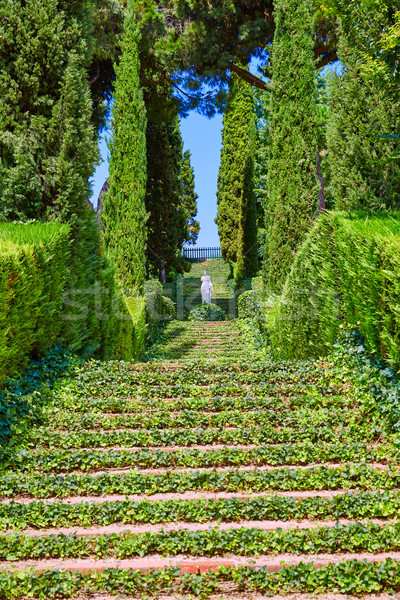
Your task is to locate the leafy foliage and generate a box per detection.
[238,290,263,323]
[0,346,77,448]
[325,0,400,87]
[144,280,176,324]
[327,40,400,210]
[0,0,98,222]
[0,223,70,384]
[7,520,400,561]
[0,0,131,359]
[2,560,400,597]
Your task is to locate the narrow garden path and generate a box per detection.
[1,265,400,597]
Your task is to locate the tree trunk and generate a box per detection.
[160,259,166,284]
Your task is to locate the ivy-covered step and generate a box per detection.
[17,421,382,451]
[2,443,398,474]
[4,521,400,562]
[2,490,400,531]
[3,554,400,580]
[37,404,369,432]
[50,392,360,416]
[3,560,400,598]
[1,464,399,499]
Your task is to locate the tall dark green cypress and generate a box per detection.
[181,150,200,245]
[327,39,400,210]
[216,70,258,281]
[145,115,189,280]
[102,0,148,294]
[265,0,318,292]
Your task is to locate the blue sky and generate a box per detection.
[90,111,223,247]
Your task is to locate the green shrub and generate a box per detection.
[115,297,146,361]
[238,290,262,322]
[144,280,175,323]
[268,212,400,368]
[0,223,70,385]
[188,304,226,321]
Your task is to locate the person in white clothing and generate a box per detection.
[201,270,213,304]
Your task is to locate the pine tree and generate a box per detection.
[145,115,189,280]
[327,39,400,210]
[102,0,148,294]
[216,70,258,281]
[265,0,318,292]
[181,150,200,245]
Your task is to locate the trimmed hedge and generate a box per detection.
[268,212,400,367]
[0,223,71,385]
[0,223,146,384]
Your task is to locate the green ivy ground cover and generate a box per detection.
[2,561,400,598]
[2,441,397,474]
[1,490,400,531]
[3,520,400,561]
[2,260,400,597]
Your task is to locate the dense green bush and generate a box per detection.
[238,290,262,322]
[0,223,70,385]
[188,304,226,322]
[144,280,175,323]
[268,212,400,367]
[327,37,400,211]
[115,297,146,361]
[238,276,267,333]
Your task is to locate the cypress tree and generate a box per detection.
[265,0,318,292]
[253,89,270,263]
[327,39,400,210]
[181,150,200,245]
[102,0,148,294]
[216,70,258,281]
[145,115,189,280]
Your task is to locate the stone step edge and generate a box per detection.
[22,461,391,478]
[12,517,398,538]
[3,552,400,574]
[0,488,383,506]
